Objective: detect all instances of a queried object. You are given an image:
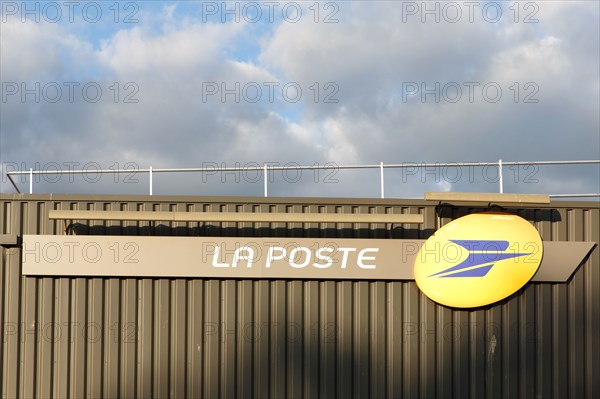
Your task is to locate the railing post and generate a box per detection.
[380,162,385,198]
[263,164,268,197]
[149,166,153,196]
[498,159,503,193]
[29,168,33,194]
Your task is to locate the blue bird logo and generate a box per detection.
[428,240,531,278]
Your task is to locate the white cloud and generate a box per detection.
[97,22,243,73]
[0,21,91,81]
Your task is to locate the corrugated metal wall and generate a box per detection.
[0,194,598,399]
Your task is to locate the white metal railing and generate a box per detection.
[3,159,600,199]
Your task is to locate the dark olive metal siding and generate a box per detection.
[0,194,598,398]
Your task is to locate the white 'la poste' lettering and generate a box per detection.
[211,246,379,269]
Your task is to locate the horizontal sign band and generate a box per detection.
[21,236,594,282]
[424,192,550,204]
[48,210,424,225]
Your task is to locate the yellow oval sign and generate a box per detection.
[414,212,543,308]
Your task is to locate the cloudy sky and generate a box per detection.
[1,1,598,197]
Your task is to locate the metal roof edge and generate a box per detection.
[1,193,598,209]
